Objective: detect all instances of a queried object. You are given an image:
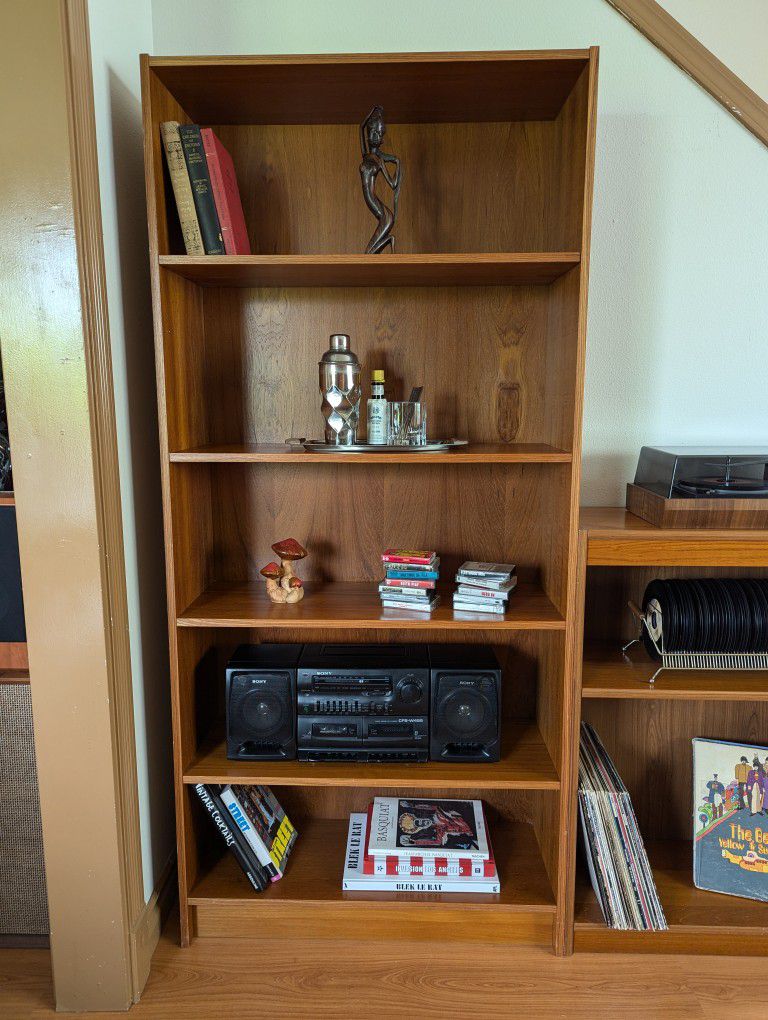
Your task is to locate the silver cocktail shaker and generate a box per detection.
[319,334,361,445]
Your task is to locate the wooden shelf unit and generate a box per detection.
[568,508,768,955]
[141,49,598,952]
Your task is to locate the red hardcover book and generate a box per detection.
[381,549,436,566]
[362,804,497,876]
[200,128,251,255]
[381,577,436,590]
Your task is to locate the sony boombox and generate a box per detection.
[225,642,501,764]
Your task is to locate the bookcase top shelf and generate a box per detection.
[177,581,566,631]
[169,443,573,464]
[146,50,590,124]
[159,253,580,288]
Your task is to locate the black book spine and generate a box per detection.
[178,124,225,254]
[193,784,268,892]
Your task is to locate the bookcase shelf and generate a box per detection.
[176,581,566,631]
[574,839,768,954]
[169,443,573,464]
[159,252,580,288]
[566,509,768,956]
[142,47,598,953]
[185,722,560,789]
[189,817,556,943]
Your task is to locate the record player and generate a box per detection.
[627,447,768,529]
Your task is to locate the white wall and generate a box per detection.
[88,1,174,902]
[660,0,768,101]
[151,0,768,506]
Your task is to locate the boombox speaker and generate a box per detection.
[429,645,501,762]
[226,644,301,760]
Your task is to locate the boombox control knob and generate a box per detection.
[396,675,423,704]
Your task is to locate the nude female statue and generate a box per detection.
[359,106,402,254]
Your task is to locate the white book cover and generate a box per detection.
[221,785,277,878]
[344,813,500,893]
[368,798,489,860]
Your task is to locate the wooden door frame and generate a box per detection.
[0,0,154,1009]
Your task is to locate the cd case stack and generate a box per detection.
[379,549,440,613]
[579,723,667,931]
[453,562,517,615]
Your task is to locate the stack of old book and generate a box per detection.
[452,561,517,615]
[343,797,500,894]
[379,549,440,613]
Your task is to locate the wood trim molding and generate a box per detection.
[604,0,768,147]
[130,855,177,1002]
[59,0,146,930]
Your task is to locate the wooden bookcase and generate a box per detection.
[141,49,598,952]
[569,508,768,955]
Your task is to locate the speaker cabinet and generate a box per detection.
[226,644,301,760]
[0,506,25,643]
[0,682,49,936]
[429,645,501,762]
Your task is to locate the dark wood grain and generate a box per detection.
[160,254,581,287]
[149,51,589,125]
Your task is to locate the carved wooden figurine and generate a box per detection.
[260,539,307,603]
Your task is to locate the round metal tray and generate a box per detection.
[286,438,469,454]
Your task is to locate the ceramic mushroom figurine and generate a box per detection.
[260,562,287,603]
[284,576,304,603]
[271,538,307,595]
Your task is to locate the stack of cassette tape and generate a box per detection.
[379,549,440,613]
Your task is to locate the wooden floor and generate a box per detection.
[1,920,766,1018]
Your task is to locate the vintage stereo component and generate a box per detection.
[429,644,501,762]
[296,643,429,762]
[627,446,768,529]
[225,644,301,760]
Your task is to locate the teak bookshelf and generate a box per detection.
[569,509,768,955]
[141,49,598,953]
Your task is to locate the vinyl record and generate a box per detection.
[689,579,710,652]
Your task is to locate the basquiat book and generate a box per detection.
[367,797,489,860]
[693,738,768,902]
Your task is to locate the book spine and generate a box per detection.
[201,128,251,255]
[221,786,279,880]
[160,122,204,255]
[192,784,267,892]
[382,578,436,590]
[178,124,225,254]
[343,875,500,894]
[206,785,271,888]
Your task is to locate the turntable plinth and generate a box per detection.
[626,483,768,529]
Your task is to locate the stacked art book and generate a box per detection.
[160,121,251,255]
[693,737,768,902]
[343,797,500,894]
[379,549,441,613]
[579,723,667,930]
[453,562,517,615]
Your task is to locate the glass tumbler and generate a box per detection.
[388,401,427,446]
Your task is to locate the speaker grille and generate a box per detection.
[0,683,49,935]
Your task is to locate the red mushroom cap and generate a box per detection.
[260,562,282,579]
[288,576,303,588]
[271,538,307,561]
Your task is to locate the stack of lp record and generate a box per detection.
[453,562,517,615]
[379,549,440,613]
